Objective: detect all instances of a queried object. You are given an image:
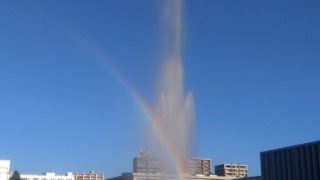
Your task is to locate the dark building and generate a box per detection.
[260,140,320,180]
[133,150,161,174]
[238,176,261,180]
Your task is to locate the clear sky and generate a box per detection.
[1,0,320,178]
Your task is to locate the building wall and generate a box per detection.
[0,160,10,180]
[215,164,248,178]
[133,150,161,174]
[187,158,211,176]
[133,157,161,174]
[20,173,74,180]
[237,176,261,180]
[73,171,104,180]
[260,140,320,180]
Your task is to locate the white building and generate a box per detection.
[21,173,74,180]
[0,160,10,180]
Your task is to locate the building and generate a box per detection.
[186,158,211,176]
[260,140,320,180]
[107,172,243,180]
[108,152,248,180]
[20,173,74,180]
[215,164,248,178]
[133,150,211,176]
[20,172,104,180]
[239,176,261,180]
[73,171,104,180]
[133,150,161,174]
[0,160,10,180]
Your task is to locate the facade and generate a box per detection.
[133,150,212,176]
[20,173,74,180]
[107,172,243,180]
[215,164,248,178]
[73,171,104,180]
[239,176,261,180]
[186,158,211,176]
[0,160,10,180]
[133,150,161,174]
[260,140,320,180]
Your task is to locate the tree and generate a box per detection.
[10,170,21,180]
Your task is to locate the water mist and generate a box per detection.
[153,0,196,175]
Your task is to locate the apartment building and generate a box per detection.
[215,164,248,178]
[186,158,211,176]
[73,171,104,180]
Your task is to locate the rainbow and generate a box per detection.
[73,36,186,180]
[68,1,187,178]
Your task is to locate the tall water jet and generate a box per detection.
[153,0,196,176]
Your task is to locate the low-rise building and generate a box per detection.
[0,160,10,180]
[215,164,248,178]
[20,172,74,180]
[107,172,243,180]
[186,158,211,176]
[73,171,104,180]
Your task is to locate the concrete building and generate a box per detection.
[133,150,211,176]
[133,150,161,174]
[186,158,211,176]
[109,152,251,180]
[73,171,104,180]
[260,140,320,180]
[0,160,10,180]
[215,164,248,178]
[20,173,74,180]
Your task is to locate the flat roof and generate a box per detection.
[260,140,320,154]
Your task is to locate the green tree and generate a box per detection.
[10,170,21,180]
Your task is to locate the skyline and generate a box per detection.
[1,0,320,178]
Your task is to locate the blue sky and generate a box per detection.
[1,0,320,178]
